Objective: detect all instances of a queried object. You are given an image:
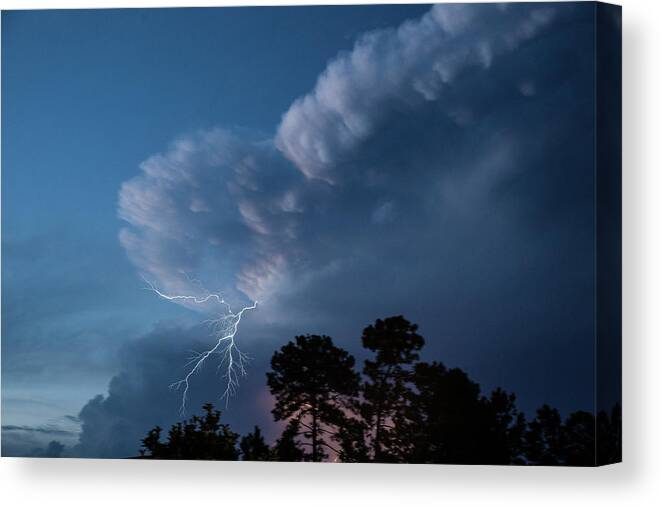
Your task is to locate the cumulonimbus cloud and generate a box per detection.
[118,3,561,310]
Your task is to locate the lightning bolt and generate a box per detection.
[143,277,258,414]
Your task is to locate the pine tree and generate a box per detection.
[240,426,271,461]
[271,419,305,462]
[359,316,423,462]
[267,335,359,462]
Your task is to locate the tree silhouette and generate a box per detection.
[524,404,563,465]
[523,404,605,466]
[407,361,484,463]
[267,334,360,462]
[337,416,370,463]
[562,411,596,466]
[482,387,527,464]
[140,403,239,460]
[240,426,271,461]
[358,316,424,462]
[137,316,621,466]
[271,419,305,462]
[402,362,527,464]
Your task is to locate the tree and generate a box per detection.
[267,334,360,462]
[402,362,525,464]
[524,405,565,465]
[482,387,527,464]
[337,416,370,463]
[406,361,482,463]
[141,426,166,458]
[271,419,305,462]
[240,426,271,461]
[562,410,596,466]
[140,403,239,460]
[524,405,604,466]
[359,316,424,462]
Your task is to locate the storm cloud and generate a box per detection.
[117,2,592,325]
[73,321,289,458]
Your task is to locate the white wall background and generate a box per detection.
[1,1,658,505]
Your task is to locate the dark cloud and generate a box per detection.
[72,321,291,458]
[39,440,65,458]
[1,423,73,457]
[2,438,64,458]
[2,425,75,437]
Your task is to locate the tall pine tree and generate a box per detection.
[267,334,359,462]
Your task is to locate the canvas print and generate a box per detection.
[1,2,621,465]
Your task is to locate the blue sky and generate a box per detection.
[3,5,428,235]
[2,3,614,458]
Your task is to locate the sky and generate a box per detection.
[1,3,617,458]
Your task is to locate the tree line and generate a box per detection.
[140,316,621,465]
